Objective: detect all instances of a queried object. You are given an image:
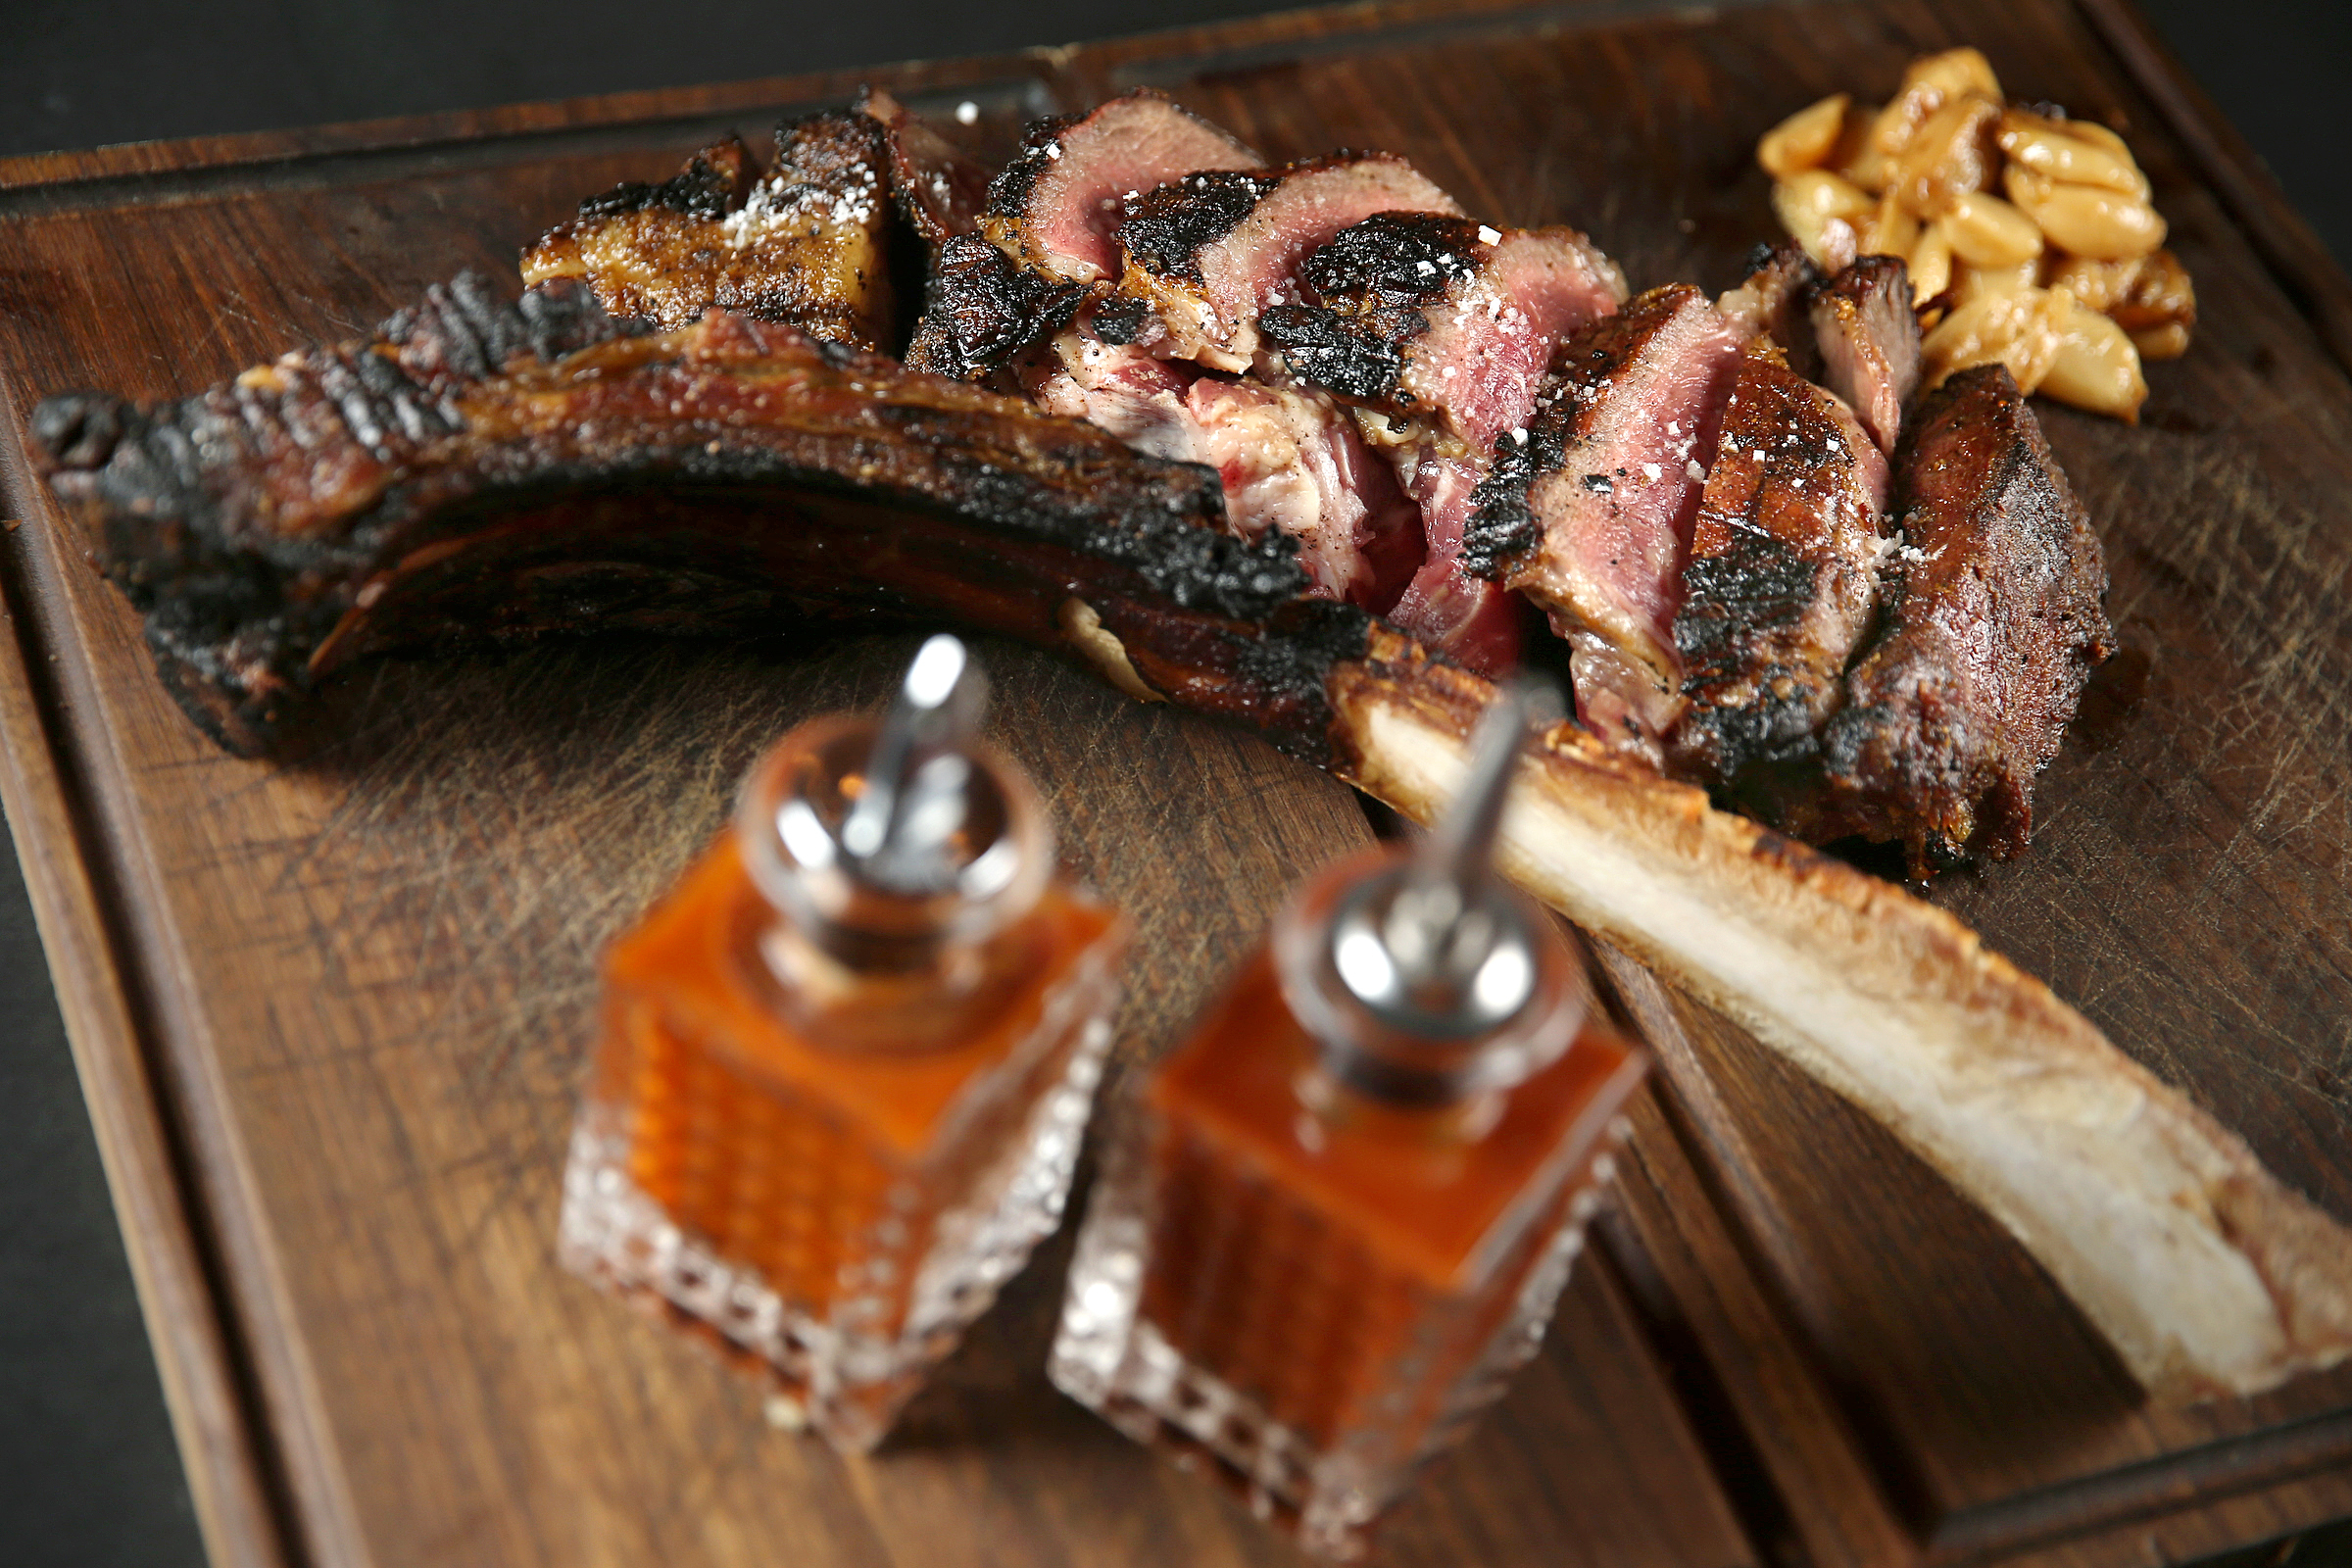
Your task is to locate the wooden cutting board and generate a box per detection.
[2,1,2348,1565]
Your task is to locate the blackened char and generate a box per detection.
[1263,212,1625,456]
[1462,284,1742,751]
[1810,256,1921,457]
[1669,349,1889,797]
[905,234,1087,381]
[31,273,1355,759]
[575,136,754,220]
[1809,366,2112,875]
[518,112,896,348]
[1115,154,1462,370]
[981,90,1259,282]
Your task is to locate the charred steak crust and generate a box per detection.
[33,272,1341,758]
[904,233,1088,381]
[577,135,755,220]
[1116,171,1281,283]
[1255,303,1408,400]
[1815,365,2113,874]
[1260,212,1477,399]
[521,111,896,347]
[1458,421,1559,577]
[1670,353,1888,794]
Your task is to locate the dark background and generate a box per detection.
[2,3,2348,1565]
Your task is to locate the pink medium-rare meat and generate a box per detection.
[1810,256,1921,457]
[1115,154,1464,370]
[1017,316,1206,465]
[1461,284,1744,747]
[980,89,1259,283]
[1386,450,1524,676]
[1669,349,1890,796]
[1186,377,1424,608]
[1260,213,1626,456]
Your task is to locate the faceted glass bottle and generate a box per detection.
[560,638,1128,1450]
[1050,690,1648,1559]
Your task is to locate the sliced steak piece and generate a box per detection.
[1017,315,1207,466]
[1115,154,1463,371]
[981,89,1259,283]
[1261,214,1626,456]
[1812,365,2113,875]
[859,87,993,262]
[520,113,896,348]
[1386,450,1524,676]
[1669,349,1889,796]
[905,233,1089,382]
[1461,284,1744,749]
[1810,255,1921,458]
[1716,240,1822,374]
[1186,377,1424,609]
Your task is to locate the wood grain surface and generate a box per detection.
[0,2,2347,1566]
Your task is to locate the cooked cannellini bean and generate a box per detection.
[1891,92,2001,220]
[1775,172,1871,270]
[1759,49,2191,416]
[1922,283,2071,395]
[1910,222,1956,303]
[1759,93,1853,178]
[1939,190,2043,267]
[1949,256,2041,305]
[2041,301,2148,420]
[1856,190,1922,259]
[2004,167,2165,260]
[1902,46,2002,106]
[1996,109,2150,197]
[2041,253,2137,313]
[2115,247,2196,333]
[2131,322,2192,361]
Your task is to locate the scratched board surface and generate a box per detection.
[0,2,2348,1567]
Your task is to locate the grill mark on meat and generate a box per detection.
[1263,212,1625,456]
[904,233,1088,381]
[858,87,993,262]
[1808,365,2113,875]
[1669,349,1890,796]
[31,273,1336,757]
[1716,240,1823,376]
[1463,284,1742,750]
[981,89,1259,284]
[1810,256,1922,458]
[1115,154,1463,371]
[519,112,896,348]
